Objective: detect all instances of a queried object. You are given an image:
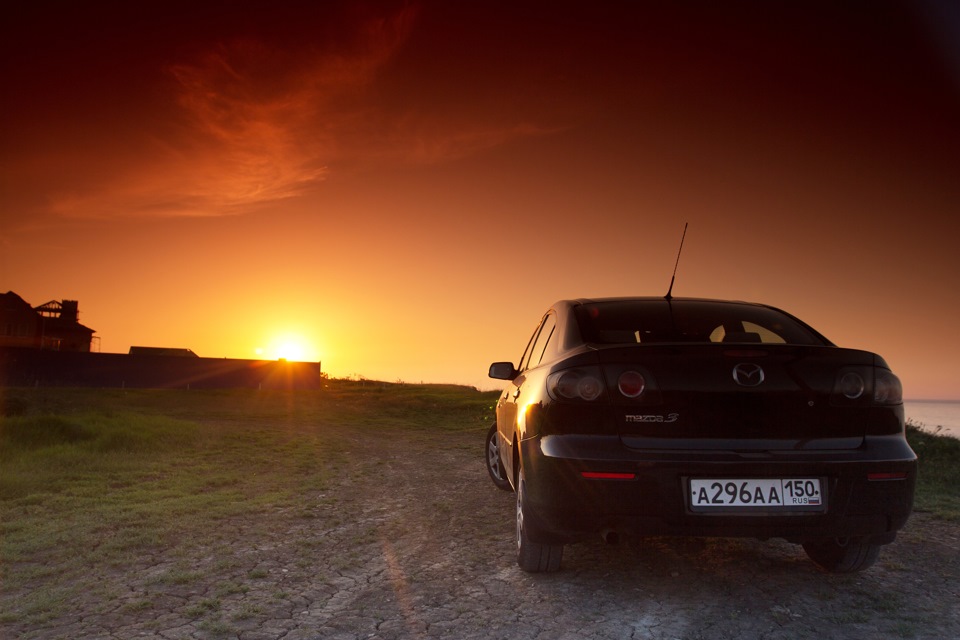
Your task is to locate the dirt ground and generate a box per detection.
[6,426,959,640]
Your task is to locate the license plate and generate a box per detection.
[689,478,824,511]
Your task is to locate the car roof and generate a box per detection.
[559,297,776,309]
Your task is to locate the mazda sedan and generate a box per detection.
[486,297,916,573]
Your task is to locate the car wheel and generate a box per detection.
[802,537,881,573]
[516,467,563,572]
[485,423,513,491]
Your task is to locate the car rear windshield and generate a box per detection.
[574,300,827,346]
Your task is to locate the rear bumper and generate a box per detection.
[519,434,917,544]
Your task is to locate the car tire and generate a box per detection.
[485,423,513,491]
[802,537,881,573]
[516,468,563,572]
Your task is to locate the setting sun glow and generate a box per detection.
[3,3,959,398]
[257,334,317,363]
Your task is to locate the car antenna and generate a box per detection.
[664,222,688,300]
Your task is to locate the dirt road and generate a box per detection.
[7,427,959,639]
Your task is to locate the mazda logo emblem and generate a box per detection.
[732,363,765,387]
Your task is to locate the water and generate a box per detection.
[904,400,960,440]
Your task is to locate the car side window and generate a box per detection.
[525,313,557,370]
[517,324,542,372]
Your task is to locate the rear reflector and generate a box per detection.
[581,471,636,480]
[867,472,909,481]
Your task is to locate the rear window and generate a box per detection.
[574,300,826,346]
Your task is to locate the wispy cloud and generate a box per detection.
[393,122,565,165]
[37,3,559,221]
[45,5,419,220]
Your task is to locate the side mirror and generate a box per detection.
[488,362,518,380]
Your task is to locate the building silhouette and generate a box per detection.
[0,291,95,352]
[1,290,322,389]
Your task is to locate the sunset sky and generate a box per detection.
[2,1,959,398]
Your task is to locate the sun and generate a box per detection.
[275,339,308,361]
[256,333,317,362]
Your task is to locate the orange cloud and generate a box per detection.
[38,3,561,221]
[46,5,420,220]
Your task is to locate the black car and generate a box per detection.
[486,297,916,573]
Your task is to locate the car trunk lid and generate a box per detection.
[599,344,874,451]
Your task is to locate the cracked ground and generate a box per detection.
[2,400,958,640]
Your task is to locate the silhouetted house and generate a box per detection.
[0,292,40,348]
[0,295,322,388]
[0,291,96,352]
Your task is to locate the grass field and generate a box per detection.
[0,382,497,628]
[905,421,960,520]
[1,384,957,632]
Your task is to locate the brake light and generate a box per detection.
[617,371,646,398]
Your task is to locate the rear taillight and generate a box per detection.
[832,367,902,406]
[837,372,866,400]
[548,366,659,403]
[548,368,605,401]
[874,370,903,405]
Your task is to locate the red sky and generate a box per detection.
[2,1,959,398]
